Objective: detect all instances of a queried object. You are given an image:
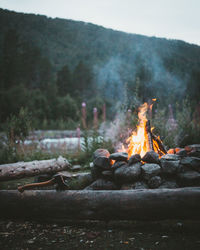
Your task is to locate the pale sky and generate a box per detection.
[0,0,200,45]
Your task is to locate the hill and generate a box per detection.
[0,8,200,128]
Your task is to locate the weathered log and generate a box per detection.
[0,156,70,181]
[0,188,200,221]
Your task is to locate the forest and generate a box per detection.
[0,8,200,148]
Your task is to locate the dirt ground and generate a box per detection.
[0,220,200,250]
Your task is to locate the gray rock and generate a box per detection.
[177,171,200,187]
[133,181,148,189]
[179,165,191,173]
[115,162,142,184]
[185,144,200,152]
[161,154,180,161]
[121,181,148,190]
[109,152,128,161]
[148,176,162,189]
[102,170,113,179]
[111,161,127,171]
[180,157,200,172]
[84,179,117,190]
[93,148,110,160]
[121,183,135,190]
[142,151,160,164]
[141,163,161,180]
[177,149,188,157]
[76,173,93,189]
[91,165,103,180]
[71,165,81,172]
[160,159,180,175]
[188,151,200,157]
[93,156,111,170]
[159,180,178,189]
[77,172,92,180]
[128,154,141,165]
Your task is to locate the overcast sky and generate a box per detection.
[0,0,199,45]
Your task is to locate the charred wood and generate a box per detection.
[152,133,167,155]
[145,120,154,152]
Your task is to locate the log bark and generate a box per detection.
[0,188,200,221]
[0,156,70,181]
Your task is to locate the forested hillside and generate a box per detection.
[0,8,200,129]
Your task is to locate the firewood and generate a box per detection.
[145,120,154,151]
[152,133,167,155]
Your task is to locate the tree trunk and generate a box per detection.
[0,188,200,221]
[0,156,70,181]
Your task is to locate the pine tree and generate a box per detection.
[56,65,72,96]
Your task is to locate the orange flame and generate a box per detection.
[127,102,148,158]
[122,100,165,158]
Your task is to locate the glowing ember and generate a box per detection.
[121,100,166,158]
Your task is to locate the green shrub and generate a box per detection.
[6,107,32,145]
[0,107,32,164]
[152,100,200,149]
[81,129,114,164]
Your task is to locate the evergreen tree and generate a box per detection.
[56,94,78,120]
[2,29,21,89]
[56,65,72,96]
[187,70,200,106]
[72,61,94,98]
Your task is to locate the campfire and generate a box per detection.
[118,100,167,159]
[13,100,200,193]
[0,98,196,197]
[1,101,200,221]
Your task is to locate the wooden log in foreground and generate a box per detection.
[0,188,200,221]
[0,156,70,181]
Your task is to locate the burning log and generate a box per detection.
[145,120,154,151]
[152,133,167,155]
[126,102,167,158]
[0,156,70,182]
[0,188,200,221]
[145,120,167,157]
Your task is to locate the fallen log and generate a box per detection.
[0,156,70,181]
[0,188,200,221]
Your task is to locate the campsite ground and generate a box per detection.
[0,220,200,249]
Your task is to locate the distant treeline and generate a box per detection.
[0,9,200,129]
[0,30,99,129]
